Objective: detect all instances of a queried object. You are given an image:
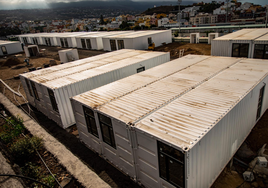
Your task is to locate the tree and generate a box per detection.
[133,25,141,30]
[119,21,131,30]
[75,27,80,32]
[100,15,105,25]
[85,26,89,32]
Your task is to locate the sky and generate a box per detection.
[0,0,267,10]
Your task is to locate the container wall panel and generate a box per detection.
[20,76,35,107]
[47,52,169,128]
[187,75,268,188]
[135,131,159,188]
[103,38,111,51]
[211,40,230,56]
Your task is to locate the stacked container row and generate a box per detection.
[70,55,268,188]
[20,49,170,128]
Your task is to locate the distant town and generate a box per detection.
[0,0,267,38]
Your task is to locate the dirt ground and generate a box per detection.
[155,42,211,60]
[0,43,268,188]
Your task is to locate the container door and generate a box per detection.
[1,46,7,55]
[86,39,92,49]
[81,39,86,49]
[110,40,117,51]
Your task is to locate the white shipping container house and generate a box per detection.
[58,49,79,63]
[24,45,39,57]
[190,33,200,44]
[102,30,172,51]
[20,49,170,129]
[76,31,132,50]
[208,33,219,44]
[71,55,255,186]
[0,40,23,56]
[56,32,96,48]
[211,28,268,59]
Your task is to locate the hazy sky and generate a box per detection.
[0,0,267,10]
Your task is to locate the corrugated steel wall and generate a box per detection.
[49,53,170,128]
[187,76,268,188]
[211,40,230,57]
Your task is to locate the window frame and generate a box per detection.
[137,66,145,73]
[47,88,59,113]
[117,40,124,50]
[157,141,185,188]
[1,46,7,55]
[256,85,265,120]
[25,78,33,97]
[98,113,116,149]
[64,38,68,47]
[81,39,86,49]
[254,44,268,59]
[83,106,99,138]
[60,38,64,47]
[110,40,117,51]
[232,43,249,58]
[86,39,92,49]
[30,81,39,101]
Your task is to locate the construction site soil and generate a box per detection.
[0,43,268,188]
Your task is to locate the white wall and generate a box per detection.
[0,42,23,56]
[187,76,268,188]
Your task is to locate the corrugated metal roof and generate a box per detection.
[72,55,210,108]
[0,40,20,45]
[32,50,147,83]
[77,31,132,38]
[20,49,132,79]
[97,56,241,124]
[171,24,266,30]
[104,30,169,39]
[214,28,268,41]
[135,58,268,150]
[44,51,168,88]
[255,32,268,41]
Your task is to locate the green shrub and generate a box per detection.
[10,136,43,163]
[42,175,56,188]
[0,116,25,144]
[22,162,41,180]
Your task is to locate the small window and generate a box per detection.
[48,89,58,113]
[23,37,28,44]
[137,66,145,73]
[60,38,64,47]
[86,39,92,49]
[254,44,268,59]
[83,106,98,138]
[81,39,86,49]
[32,38,38,45]
[25,78,33,97]
[117,40,124,50]
[148,37,152,44]
[110,40,117,51]
[256,85,265,120]
[30,81,39,101]
[64,38,68,47]
[158,141,184,188]
[1,46,7,55]
[98,113,116,148]
[232,43,249,58]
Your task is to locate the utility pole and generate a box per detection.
[226,0,229,23]
[265,5,268,28]
[178,0,182,36]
